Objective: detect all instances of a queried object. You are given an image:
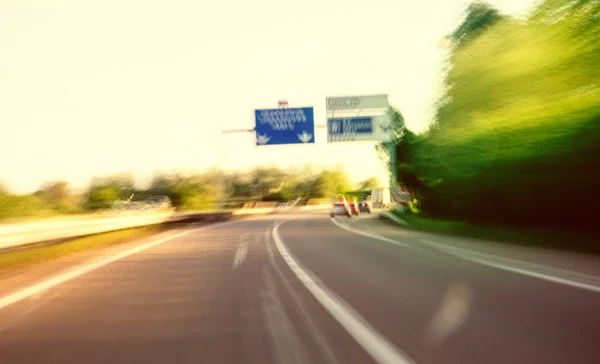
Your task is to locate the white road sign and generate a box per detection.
[327,114,393,143]
[326,95,390,112]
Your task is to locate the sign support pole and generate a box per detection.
[385,141,397,190]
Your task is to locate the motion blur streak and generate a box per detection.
[1,212,600,363]
[261,268,312,364]
[0,221,236,310]
[424,282,473,345]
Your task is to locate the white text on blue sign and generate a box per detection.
[257,109,309,131]
[328,117,373,135]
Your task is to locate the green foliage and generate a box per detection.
[0,166,352,219]
[85,186,120,209]
[344,190,370,200]
[399,0,600,232]
[143,165,329,209]
[262,190,295,202]
[358,177,380,191]
[83,174,135,209]
[36,181,69,205]
[146,173,217,211]
[0,194,54,220]
[36,181,83,214]
[390,212,599,254]
[388,107,409,144]
[0,226,160,271]
[449,1,505,45]
[309,168,351,198]
[0,181,82,220]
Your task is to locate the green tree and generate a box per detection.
[85,186,120,209]
[37,181,69,205]
[310,169,351,198]
[358,177,380,191]
[376,107,415,192]
[449,1,505,46]
[228,173,253,199]
[403,0,600,231]
[36,181,82,213]
[84,174,135,209]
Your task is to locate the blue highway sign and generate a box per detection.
[255,107,315,146]
[327,117,373,142]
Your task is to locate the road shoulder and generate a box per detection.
[377,212,600,279]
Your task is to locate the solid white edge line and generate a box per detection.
[0,220,238,310]
[273,221,415,364]
[334,213,600,293]
[421,239,600,293]
[330,218,411,248]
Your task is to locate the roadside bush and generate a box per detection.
[397,0,600,232]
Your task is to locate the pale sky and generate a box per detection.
[0,0,536,194]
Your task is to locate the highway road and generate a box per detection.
[1,211,599,364]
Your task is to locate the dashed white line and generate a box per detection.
[265,229,276,264]
[273,221,415,364]
[232,241,249,270]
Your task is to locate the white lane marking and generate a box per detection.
[330,218,411,248]
[265,228,342,364]
[232,232,250,270]
[273,221,415,364]
[0,220,239,311]
[421,239,600,293]
[265,229,276,265]
[232,241,249,270]
[332,216,600,294]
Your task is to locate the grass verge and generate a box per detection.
[387,211,599,255]
[0,225,163,272]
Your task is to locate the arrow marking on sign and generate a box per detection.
[257,133,271,145]
[330,120,341,134]
[297,131,313,143]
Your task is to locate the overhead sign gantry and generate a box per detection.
[325,94,393,143]
[254,106,315,146]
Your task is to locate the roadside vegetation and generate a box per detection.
[0,226,161,272]
[387,0,600,247]
[1,166,378,221]
[388,210,599,255]
[0,181,84,221]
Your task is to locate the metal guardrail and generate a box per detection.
[0,211,242,251]
[0,203,332,251]
[0,212,181,250]
[168,212,233,223]
[0,208,276,251]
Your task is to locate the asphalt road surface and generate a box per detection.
[1,211,599,364]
